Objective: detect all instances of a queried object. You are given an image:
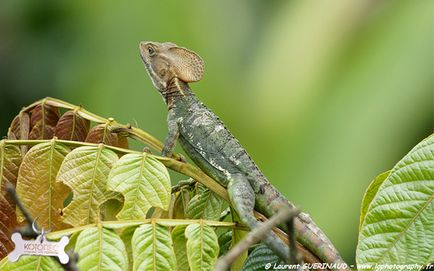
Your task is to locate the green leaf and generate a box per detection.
[172,188,191,219]
[0,255,63,271]
[16,141,70,230]
[187,184,224,221]
[359,170,390,231]
[64,231,80,253]
[120,226,136,271]
[231,209,248,271]
[100,198,124,221]
[75,226,128,271]
[357,136,434,268]
[57,145,120,226]
[0,141,22,189]
[132,222,176,271]
[107,153,171,220]
[241,244,284,271]
[218,230,232,257]
[185,223,219,271]
[172,225,189,271]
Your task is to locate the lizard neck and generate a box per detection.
[162,78,195,109]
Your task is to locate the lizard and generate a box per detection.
[138,41,348,268]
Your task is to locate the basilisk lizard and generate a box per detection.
[139,41,348,268]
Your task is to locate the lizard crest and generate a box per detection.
[139,41,204,93]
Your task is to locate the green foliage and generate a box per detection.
[218,230,232,256]
[1,1,432,262]
[57,145,120,226]
[107,153,171,220]
[185,223,220,271]
[132,223,176,271]
[358,171,390,231]
[231,209,249,271]
[1,97,432,270]
[16,141,70,230]
[172,187,192,219]
[172,225,189,271]
[357,136,434,268]
[241,244,284,271]
[0,99,229,270]
[75,226,128,271]
[0,255,63,271]
[119,226,135,271]
[186,183,224,221]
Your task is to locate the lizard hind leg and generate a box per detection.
[227,174,289,262]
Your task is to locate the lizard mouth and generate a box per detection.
[139,41,168,92]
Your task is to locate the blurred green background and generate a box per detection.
[0,0,432,263]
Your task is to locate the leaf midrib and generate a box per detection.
[374,190,433,263]
[87,146,103,224]
[48,141,55,229]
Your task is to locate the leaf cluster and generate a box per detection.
[0,98,230,270]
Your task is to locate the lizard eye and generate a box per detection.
[147,46,155,56]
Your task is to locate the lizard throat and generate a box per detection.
[161,78,191,106]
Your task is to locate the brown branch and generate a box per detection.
[254,211,326,267]
[287,215,302,271]
[214,206,300,271]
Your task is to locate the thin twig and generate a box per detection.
[6,184,80,271]
[5,183,38,239]
[214,206,300,271]
[287,215,302,270]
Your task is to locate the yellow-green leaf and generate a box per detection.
[16,141,70,230]
[359,170,390,231]
[107,153,171,220]
[0,141,22,189]
[185,223,219,271]
[75,226,128,271]
[0,255,63,271]
[58,145,119,226]
[132,223,176,271]
[172,188,192,219]
[357,136,434,268]
[172,225,189,271]
[186,184,223,221]
[120,226,136,271]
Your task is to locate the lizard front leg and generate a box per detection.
[228,173,290,262]
[162,109,179,157]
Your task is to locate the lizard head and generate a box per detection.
[139,41,204,92]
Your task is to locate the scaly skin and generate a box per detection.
[139,41,349,269]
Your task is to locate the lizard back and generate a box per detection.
[175,92,266,188]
